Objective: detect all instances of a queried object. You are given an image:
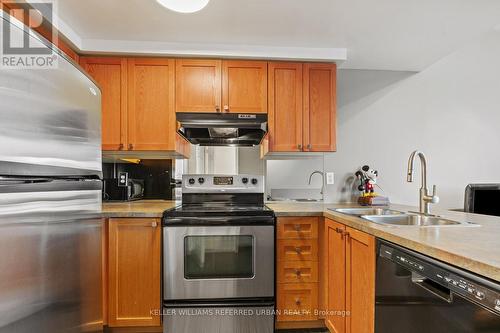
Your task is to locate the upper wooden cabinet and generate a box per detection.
[80,56,190,157]
[303,63,337,152]
[175,59,267,113]
[267,62,337,153]
[268,62,303,152]
[128,58,175,151]
[175,59,222,113]
[80,57,127,151]
[222,60,268,113]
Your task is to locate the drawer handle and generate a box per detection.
[295,298,301,306]
[294,224,301,232]
[295,269,302,277]
[294,247,302,254]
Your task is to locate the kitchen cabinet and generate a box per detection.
[267,62,336,153]
[175,59,222,113]
[276,217,320,325]
[303,63,337,152]
[127,58,176,151]
[268,62,303,152]
[175,59,267,113]
[80,57,127,151]
[80,56,190,157]
[325,218,375,333]
[107,218,161,327]
[222,60,268,113]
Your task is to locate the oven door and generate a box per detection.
[163,218,275,300]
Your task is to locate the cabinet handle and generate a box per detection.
[294,224,301,232]
[151,221,158,228]
[223,105,229,112]
[215,105,221,112]
[119,143,124,150]
[295,269,302,277]
[128,143,133,150]
[295,298,301,306]
[297,144,303,150]
[294,247,302,254]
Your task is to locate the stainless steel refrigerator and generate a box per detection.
[0,12,103,333]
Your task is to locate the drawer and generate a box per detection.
[277,283,319,322]
[277,261,318,283]
[277,239,318,262]
[277,217,319,239]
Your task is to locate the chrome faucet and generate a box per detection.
[407,150,439,215]
[308,171,325,196]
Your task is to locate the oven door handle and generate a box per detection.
[164,216,274,226]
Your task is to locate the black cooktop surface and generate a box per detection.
[163,203,275,218]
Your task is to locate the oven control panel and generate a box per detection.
[183,174,264,193]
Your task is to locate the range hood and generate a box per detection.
[177,112,268,146]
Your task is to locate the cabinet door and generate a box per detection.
[268,62,303,151]
[108,218,161,327]
[325,219,346,333]
[346,227,375,333]
[80,57,127,151]
[128,58,175,151]
[303,63,336,152]
[222,60,267,113]
[175,59,222,113]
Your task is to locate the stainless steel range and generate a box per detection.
[162,174,275,333]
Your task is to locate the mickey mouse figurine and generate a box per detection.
[355,165,379,197]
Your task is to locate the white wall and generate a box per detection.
[324,29,500,208]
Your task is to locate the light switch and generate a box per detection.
[326,172,335,185]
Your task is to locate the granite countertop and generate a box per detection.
[102,200,180,218]
[102,200,500,282]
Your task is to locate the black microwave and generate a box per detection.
[464,184,500,216]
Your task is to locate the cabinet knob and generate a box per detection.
[297,144,303,150]
[307,144,312,150]
[119,143,124,150]
[295,298,301,306]
[295,247,302,254]
[223,105,229,112]
[294,224,301,232]
[151,221,158,228]
[295,269,302,277]
[128,143,133,150]
[215,105,221,112]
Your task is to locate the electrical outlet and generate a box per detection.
[118,172,128,187]
[326,172,335,185]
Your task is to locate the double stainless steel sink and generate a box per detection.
[331,207,472,227]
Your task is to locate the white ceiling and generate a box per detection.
[56,0,500,70]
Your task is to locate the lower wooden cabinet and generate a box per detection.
[107,218,161,327]
[325,218,375,333]
[276,217,320,325]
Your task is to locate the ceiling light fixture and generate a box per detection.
[156,0,210,13]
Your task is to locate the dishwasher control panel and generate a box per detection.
[379,242,500,314]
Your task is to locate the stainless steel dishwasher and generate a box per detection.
[376,240,500,333]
